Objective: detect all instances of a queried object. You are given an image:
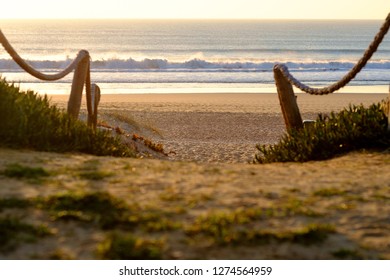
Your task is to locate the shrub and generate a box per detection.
[0,79,135,157]
[254,103,390,163]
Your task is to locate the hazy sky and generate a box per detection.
[2,0,389,19]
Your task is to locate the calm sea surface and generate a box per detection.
[0,19,389,94]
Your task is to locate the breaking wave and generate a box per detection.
[1,57,390,72]
[2,57,389,86]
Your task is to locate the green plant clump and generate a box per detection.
[255,103,390,163]
[0,79,135,157]
[0,197,31,212]
[2,163,50,179]
[37,192,130,229]
[332,248,364,259]
[97,232,163,260]
[0,216,51,252]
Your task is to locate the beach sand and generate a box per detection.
[1,92,389,260]
[49,92,387,163]
[0,148,389,260]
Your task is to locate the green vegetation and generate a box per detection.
[186,204,325,245]
[313,188,347,197]
[2,163,50,180]
[289,224,335,245]
[141,217,181,232]
[0,197,31,211]
[36,191,180,233]
[187,215,335,246]
[332,248,364,259]
[0,79,135,157]
[47,249,74,260]
[255,103,390,163]
[0,216,51,252]
[96,232,164,260]
[243,224,335,246]
[0,187,381,258]
[36,192,130,229]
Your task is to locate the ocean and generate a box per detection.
[0,19,389,94]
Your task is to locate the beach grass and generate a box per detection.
[255,103,390,163]
[0,78,135,157]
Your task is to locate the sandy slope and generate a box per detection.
[0,148,389,259]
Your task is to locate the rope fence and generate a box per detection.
[0,30,100,129]
[274,13,390,131]
[1,15,389,133]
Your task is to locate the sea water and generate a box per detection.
[0,19,389,94]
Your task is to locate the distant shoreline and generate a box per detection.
[11,83,387,95]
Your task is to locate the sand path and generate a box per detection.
[49,93,387,163]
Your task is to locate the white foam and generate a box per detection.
[1,57,390,72]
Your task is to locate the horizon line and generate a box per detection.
[0,17,383,21]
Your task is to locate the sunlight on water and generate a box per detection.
[0,19,389,94]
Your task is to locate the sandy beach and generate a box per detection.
[49,92,387,163]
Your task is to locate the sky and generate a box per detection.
[1,0,389,20]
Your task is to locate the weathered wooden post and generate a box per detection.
[273,65,303,131]
[67,51,90,119]
[87,83,101,130]
[387,85,390,131]
[378,85,390,131]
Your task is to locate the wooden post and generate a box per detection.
[87,83,101,129]
[84,63,93,129]
[67,55,89,119]
[387,86,390,131]
[274,66,303,131]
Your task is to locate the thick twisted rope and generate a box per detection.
[274,13,390,95]
[0,29,89,81]
[0,29,100,129]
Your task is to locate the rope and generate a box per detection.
[0,29,99,129]
[0,29,89,81]
[275,13,390,95]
